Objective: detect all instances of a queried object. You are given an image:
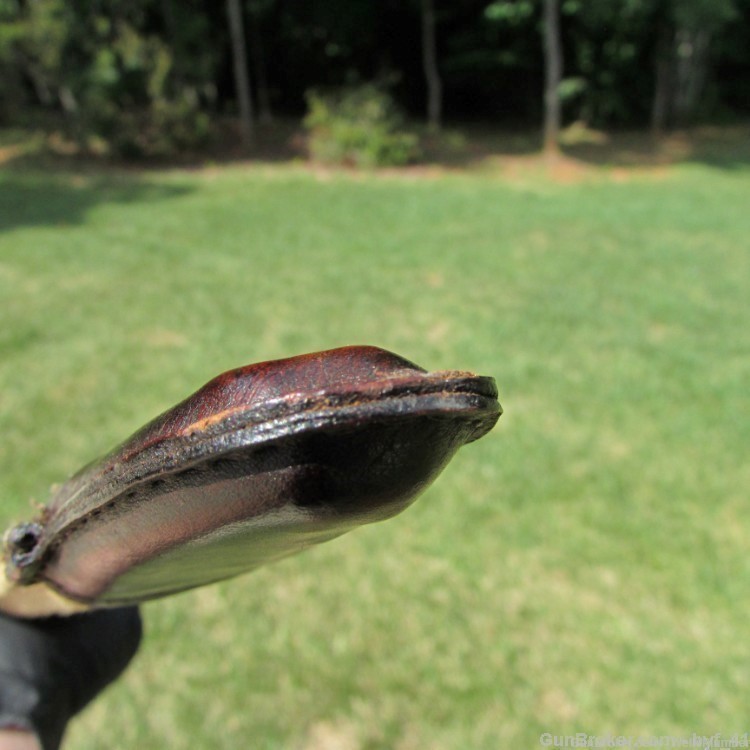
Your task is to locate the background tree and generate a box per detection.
[542,0,562,155]
[247,0,273,124]
[421,0,442,129]
[226,0,254,145]
[651,0,738,133]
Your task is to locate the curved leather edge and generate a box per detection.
[0,577,91,618]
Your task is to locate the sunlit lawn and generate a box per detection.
[1,137,748,749]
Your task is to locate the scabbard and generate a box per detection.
[1,346,501,617]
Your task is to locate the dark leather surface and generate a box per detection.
[4,346,501,606]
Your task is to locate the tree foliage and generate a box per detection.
[1,0,214,155]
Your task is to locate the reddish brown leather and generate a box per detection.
[4,346,501,607]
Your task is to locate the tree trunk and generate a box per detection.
[651,25,711,134]
[161,0,183,86]
[651,25,673,136]
[542,0,562,156]
[421,0,442,130]
[249,11,273,124]
[226,0,254,146]
[674,28,710,126]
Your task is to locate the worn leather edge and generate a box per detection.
[0,575,91,617]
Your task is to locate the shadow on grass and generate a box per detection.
[0,168,192,234]
[0,134,193,234]
[1,121,748,190]
[424,122,750,172]
[556,124,750,171]
[336,121,750,174]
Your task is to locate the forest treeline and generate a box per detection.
[1,0,748,158]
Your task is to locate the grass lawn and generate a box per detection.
[1,135,749,749]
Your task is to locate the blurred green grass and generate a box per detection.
[1,155,749,749]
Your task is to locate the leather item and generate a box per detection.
[2,346,500,613]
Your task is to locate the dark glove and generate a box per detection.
[0,607,142,750]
